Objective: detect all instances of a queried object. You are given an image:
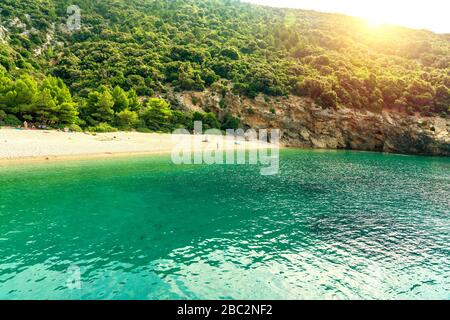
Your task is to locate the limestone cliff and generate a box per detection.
[169,90,450,156]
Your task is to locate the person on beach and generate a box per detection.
[23,121,28,130]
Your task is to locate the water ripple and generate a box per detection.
[0,150,448,299]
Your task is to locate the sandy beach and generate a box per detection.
[0,128,275,163]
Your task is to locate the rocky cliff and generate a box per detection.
[170,90,450,156]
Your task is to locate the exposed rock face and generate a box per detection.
[171,90,450,156]
[0,26,9,44]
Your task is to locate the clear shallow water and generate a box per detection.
[0,149,449,300]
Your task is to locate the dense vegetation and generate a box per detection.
[0,0,449,131]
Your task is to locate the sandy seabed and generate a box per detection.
[0,128,274,163]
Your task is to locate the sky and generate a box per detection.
[243,0,450,33]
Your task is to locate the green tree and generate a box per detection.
[140,98,172,132]
[87,86,115,124]
[127,89,141,111]
[34,88,57,124]
[116,108,138,129]
[57,102,78,125]
[14,76,38,116]
[221,112,241,130]
[203,112,221,130]
[112,86,129,112]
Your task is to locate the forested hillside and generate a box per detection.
[0,0,449,132]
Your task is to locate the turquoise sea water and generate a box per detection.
[0,149,449,299]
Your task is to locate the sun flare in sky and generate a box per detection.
[243,0,450,33]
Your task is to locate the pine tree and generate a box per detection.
[112,86,129,112]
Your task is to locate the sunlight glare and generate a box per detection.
[243,0,450,33]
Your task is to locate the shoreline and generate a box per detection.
[0,128,277,165]
[0,150,178,165]
[1,127,447,165]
